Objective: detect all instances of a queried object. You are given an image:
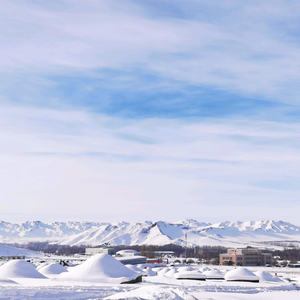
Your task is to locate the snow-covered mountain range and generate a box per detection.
[1,220,300,249]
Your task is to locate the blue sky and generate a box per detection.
[1,0,300,224]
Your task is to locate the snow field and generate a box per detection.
[0,257,298,299]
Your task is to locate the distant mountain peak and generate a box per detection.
[0,219,299,249]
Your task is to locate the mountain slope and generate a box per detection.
[0,220,299,248]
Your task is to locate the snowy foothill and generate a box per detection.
[1,220,300,250]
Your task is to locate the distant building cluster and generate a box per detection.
[86,247,273,267]
[220,249,272,266]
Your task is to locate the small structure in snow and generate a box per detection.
[175,270,206,281]
[0,260,46,278]
[224,268,259,282]
[115,255,147,265]
[116,249,139,257]
[57,254,142,284]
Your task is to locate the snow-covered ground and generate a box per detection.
[0,256,299,300]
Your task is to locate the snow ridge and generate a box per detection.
[0,220,299,248]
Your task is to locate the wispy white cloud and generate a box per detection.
[1,1,300,223]
[1,0,300,102]
[1,105,300,223]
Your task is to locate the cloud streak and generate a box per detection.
[1,0,300,103]
[1,1,300,224]
[1,105,300,223]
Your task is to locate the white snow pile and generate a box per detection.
[157,267,171,276]
[199,266,211,272]
[126,264,143,274]
[143,267,156,277]
[36,262,50,270]
[177,266,195,273]
[165,268,177,278]
[152,266,164,273]
[57,254,141,284]
[175,270,206,280]
[38,263,68,276]
[203,269,224,279]
[254,270,283,282]
[104,286,196,300]
[0,260,46,278]
[224,267,259,282]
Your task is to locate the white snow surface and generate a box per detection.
[104,286,197,300]
[0,260,46,278]
[57,253,140,284]
[0,219,300,248]
[0,264,298,299]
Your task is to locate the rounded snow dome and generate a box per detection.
[57,254,141,284]
[200,266,211,272]
[203,269,224,279]
[157,267,170,276]
[175,270,206,280]
[38,263,68,276]
[126,265,143,274]
[0,260,46,278]
[177,266,195,273]
[224,268,259,282]
[143,267,156,277]
[254,271,283,282]
[164,268,177,278]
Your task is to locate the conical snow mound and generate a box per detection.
[38,263,68,276]
[203,269,224,279]
[254,271,283,282]
[0,260,46,278]
[175,270,206,280]
[57,254,141,284]
[224,268,259,282]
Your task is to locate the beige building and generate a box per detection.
[220,248,272,266]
